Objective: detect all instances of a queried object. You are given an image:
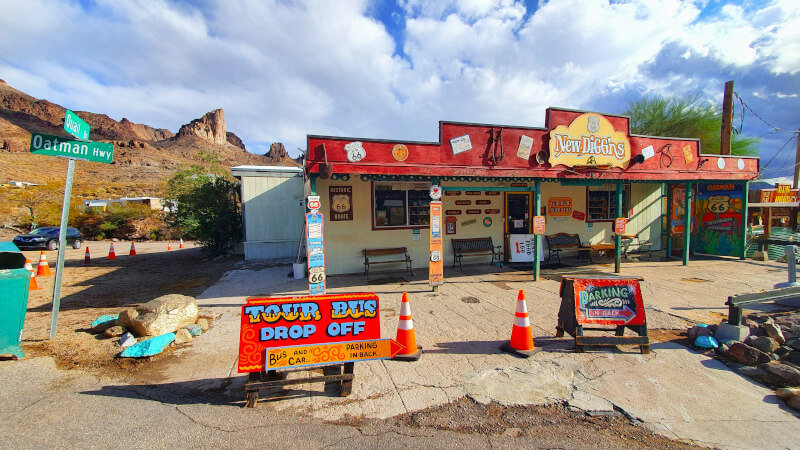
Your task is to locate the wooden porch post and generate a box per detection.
[533,180,541,281]
[664,183,672,260]
[683,182,693,266]
[614,181,623,273]
[740,181,749,260]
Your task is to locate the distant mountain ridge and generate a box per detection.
[0,79,300,191]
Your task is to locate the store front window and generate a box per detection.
[587,184,630,222]
[373,182,431,229]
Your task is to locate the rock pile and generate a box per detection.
[690,312,800,412]
[89,294,211,358]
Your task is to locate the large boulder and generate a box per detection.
[726,342,772,366]
[748,336,780,354]
[762,363,800,387]
[119,294,198,337]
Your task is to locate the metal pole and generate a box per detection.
[683,182,693,266]
[665,183,672,260]
[533,180,541,281]
[794,129,800,189]
[50,158,75,339]
[614,181,623,273]
[740,181,749,260]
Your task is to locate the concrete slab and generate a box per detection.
[3,257,800,448]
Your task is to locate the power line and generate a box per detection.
[760,135,798,170]
[734,91,800,135]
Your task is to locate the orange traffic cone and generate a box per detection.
[167,242,172,251]
[129,241,137,256]
[24,258,41,290]
[108,243,117,260]
[179,238,184,249]
[394,292,422,361]
[500,290,539,357]
[84,247,91,266]
[36,251,52,276]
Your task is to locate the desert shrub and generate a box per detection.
[166,165,242,255]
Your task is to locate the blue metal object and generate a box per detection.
[0,242,31,359]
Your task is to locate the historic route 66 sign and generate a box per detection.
[344,141,366,162]
[430,250,441,262]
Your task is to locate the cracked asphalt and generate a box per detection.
[2,256,800,448]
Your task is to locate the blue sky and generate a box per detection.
[1,0,798,176]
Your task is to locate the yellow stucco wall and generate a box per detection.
[317,179,663,275]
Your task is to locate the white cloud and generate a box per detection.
[0,0,797,161]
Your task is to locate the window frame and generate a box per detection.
[371,180,432,230]
[585,184,631,223]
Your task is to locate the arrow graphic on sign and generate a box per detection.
[266,339,405,370]
[586,305,635,323]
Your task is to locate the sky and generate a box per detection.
[1,0,799,177]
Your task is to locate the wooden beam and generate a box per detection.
[720,80,734,156]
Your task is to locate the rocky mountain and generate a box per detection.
[0,80,300,194]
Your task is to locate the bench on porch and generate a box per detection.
[362,247,414,279]
[544,233,592,264]
[619,234,653,260]
[451,237,502,270]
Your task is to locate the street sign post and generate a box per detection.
[29,115,113,339]
[30,133,114,164]
[64,110,90,140]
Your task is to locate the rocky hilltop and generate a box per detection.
[0,80,300,193]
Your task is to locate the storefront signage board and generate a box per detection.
[548,197,572,216]
[533,216,546,235]
[238,293,382,373]
[572,278,646,326]
[306,212,326,295]
[615,217,627,235]
[548,113,630,168]
[329,186,352,221]
[429,201,443,286]
[509,234,544,262]
[450,134,472,155]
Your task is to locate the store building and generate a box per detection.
[298,107,758,276]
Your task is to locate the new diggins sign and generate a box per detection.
[238,293,380,372]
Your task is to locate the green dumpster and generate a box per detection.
[0,242,31,359]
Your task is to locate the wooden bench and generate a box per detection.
[726,286,800,325]
[451,237,502,270]
[362,247,414,279]
[544,233,592,264]
[619,234,653,260]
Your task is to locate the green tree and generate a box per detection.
[165,165,242,255]
[622,95,759,156]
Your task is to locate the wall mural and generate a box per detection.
[694,184,743,257]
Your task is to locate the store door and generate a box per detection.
[505,193,532,260]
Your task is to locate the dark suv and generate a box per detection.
[13,227,83,250]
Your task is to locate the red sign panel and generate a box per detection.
[572,278,646,326]
[615,217,627,234]
[238,292,381,373]
[572,210,585,221]
[533,215,546,235]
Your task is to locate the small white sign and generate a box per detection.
[432,214,441,233]
[344,141,366,162]
[308,222,323,238]
[517,135,534,160]
[737,158,745,170]
[450,134,472,155]
[717,158,726,169]
[430,250,441,262]
[509,234,544,263]
[641,145,655,160]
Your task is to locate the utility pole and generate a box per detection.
[720,80,734,156]
[794,128,800,189]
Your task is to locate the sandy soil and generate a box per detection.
[10,237,240,380]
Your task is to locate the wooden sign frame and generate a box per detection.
[556,276,649,354]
